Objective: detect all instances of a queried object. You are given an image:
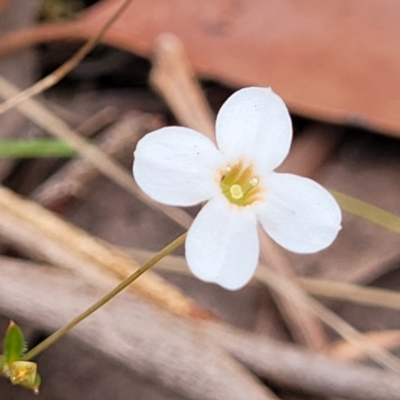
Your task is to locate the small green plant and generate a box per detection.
[0,321,40,394]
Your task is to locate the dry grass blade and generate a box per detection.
[72,106,119,137]
[331,190,400,235]
[298,278,400,311]
[326,330,400,362]
[0,75,192,229]
[0,0,133,117]
[259,232,328,349]
[150,33,216,141]
[0,183,203,318]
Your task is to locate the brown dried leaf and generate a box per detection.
[0,0,10,13]
[72,0,400,137]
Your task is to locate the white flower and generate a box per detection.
[133,87,342,290]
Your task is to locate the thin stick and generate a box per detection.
[22,232,187,361]
[150,34,216,141]
[298,278,400,311]
[259,232,328,349]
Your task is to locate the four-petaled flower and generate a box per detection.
[133,87,342,290]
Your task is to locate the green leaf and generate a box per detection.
[3,321,26,366]
[0,139,76,158]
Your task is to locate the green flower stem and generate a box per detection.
[22,232,187,361]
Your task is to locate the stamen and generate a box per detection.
[249,177,259,186]
[219,161,262,206]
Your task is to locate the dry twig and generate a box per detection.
[1,257,400,400]
[150,33,216,141]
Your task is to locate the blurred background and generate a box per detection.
[0,1,400,399]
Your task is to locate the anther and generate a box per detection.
[249,177,259,186]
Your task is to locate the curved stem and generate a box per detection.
[0,0,134,117]
[23,232,187,361]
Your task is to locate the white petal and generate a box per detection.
[255,173,342,253]
[215,87,292,171]
[185,196,259,290]
[133,127,222,206]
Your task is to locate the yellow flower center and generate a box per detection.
[220,161,262,206]
[10,361,37,386]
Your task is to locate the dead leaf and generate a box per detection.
[3,1,400,136]
[64,0,400,137]
[0,0,10,13]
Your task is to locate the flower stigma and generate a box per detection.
[220,161,262,206]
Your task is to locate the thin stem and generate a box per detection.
[23,232,187,361]
[0,0,133,117]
